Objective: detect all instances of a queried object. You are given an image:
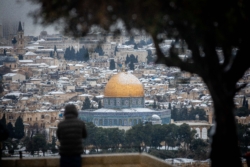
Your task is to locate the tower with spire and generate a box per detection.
[16,21,25,55]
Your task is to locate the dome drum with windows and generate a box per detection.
[104,72,145,109]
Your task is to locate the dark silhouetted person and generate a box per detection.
[0,121,9,166]
[57,104,87,167]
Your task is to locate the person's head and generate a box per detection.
[64,104,78,119]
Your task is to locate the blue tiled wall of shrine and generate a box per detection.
[103,97,145,109]
[79,110,171,126]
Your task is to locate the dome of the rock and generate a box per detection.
[104,72,144,97]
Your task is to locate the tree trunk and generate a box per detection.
[209,89,242,167]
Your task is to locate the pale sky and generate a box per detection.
[0,0,59,36]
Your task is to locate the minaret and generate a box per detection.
[17,21,25,55]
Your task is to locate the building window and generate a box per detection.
[113,119,117,126]
[125,100,129,106]
[99,119,103,126]
[27,118,29,121]
[119,119,122,126]
[110,99,114,106]
[104,119,108,126]
[36,117,37,121]
[41,115,45,119]
[116,98,121,106]
[109,119,112,126]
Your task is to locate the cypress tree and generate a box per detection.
[135,56,138,63]
[130,54,136,63]
[85,49,89,62]
[153,100,157,109]
[129,61,134,70]
[1,114,6,127]
[92,96,98,102]
[134,43,138,49]
[94,46,104,56]
[64,47,71,60]
[3,49,6,55]
[98,101,102,108]
[114,45,118,56]
[125,55,130,64]
[51,136,58,153]
[12,37,17,45]
[18,55,23,60]
[0,80,4,94]
[82,97,91,110]
[70,46,76,60]
[7,122,14,138]
[109,59,116,70]
[14,116,25,139]
[243,96,246,108]
[50,51,53,58]
[168,103,172,109]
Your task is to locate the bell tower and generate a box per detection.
[17,21,25,55]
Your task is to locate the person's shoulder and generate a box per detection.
[57,120,64,127]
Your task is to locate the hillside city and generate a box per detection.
[1,21,250,164]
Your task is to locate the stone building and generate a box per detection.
[16,21,25,55]
[79,72,171,128]
[173,121,212,140]
[2,73,25,82]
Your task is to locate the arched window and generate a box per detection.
[104,119,108,126]
[99,119,103,126]
[109,119,112,126]
[113,119,117,126]
[202,128,207,139]
[195,128,200,138]
[119,119,122,126]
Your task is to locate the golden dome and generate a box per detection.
[104,72,144,97]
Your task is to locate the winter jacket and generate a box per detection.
[56,108,87,156]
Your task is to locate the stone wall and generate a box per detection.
[3,153,245,167]
[2,153,173,167]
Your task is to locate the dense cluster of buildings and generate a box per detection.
[1,21,250,142]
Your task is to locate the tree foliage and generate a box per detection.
[83,122,206,156]
[235,107,250,117]
[64,46,89,61]
[98,101,102,109]
[11,37,17,45]
[6,122,14,139]
[109,59,116,70]
[1,114,6,128]
[82,97,91,110]
[124,37,135,45]
[171,107,207,122]
[14,116,25,140]
[94,46,104,56]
